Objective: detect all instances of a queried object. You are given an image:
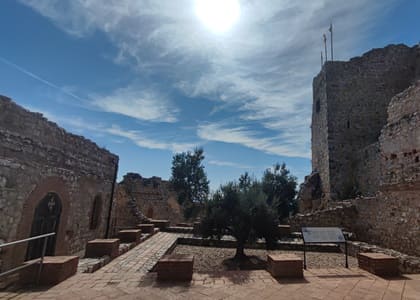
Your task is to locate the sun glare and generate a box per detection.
[195,0,240,34]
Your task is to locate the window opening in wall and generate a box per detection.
[90,195,102,230]
[347,120,350,129]
[316,99,321,113]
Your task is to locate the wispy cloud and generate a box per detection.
[1,54,179,123]
[20,0,397,158]
[25,105,195,153]
[207,159,252,169]
[92,85,179,123]
[197,122,310,158]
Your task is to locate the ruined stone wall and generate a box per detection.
[289,202,358,232]
[0,96,118,270]
[293,79,420,256]
[113,173,184,231]
[313,44,419,200]
[380,81,420,187]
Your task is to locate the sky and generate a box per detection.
[0,0,419,190]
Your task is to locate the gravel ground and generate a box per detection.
[173,245,358,273]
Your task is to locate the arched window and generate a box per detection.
[90,195,102,230]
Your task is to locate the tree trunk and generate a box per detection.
[234,242,246,260]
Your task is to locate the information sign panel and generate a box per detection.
[302,227,345,243]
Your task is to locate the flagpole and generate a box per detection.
[321,51,324,67]
[330,23,333,61]
[323,34,328,62]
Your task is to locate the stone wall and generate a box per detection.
[289,202,358,232]
[113,173,184,231]
[0,96,118,271]
[354,142,381,197]
[293,79,420,256]
[312,44,419,200]
[379,81,420,188]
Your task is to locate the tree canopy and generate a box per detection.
[201,174,279,260]
[262,163,298,221]
[170,148,210,219]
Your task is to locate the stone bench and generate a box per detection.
[156,254,194,281]
[85,238,120,259]
[150,219,170,230]
[136,223,155,234]
[357,252,399,276]
[118,229,142,244]
[267,254,303,278]
[20,256,79,285]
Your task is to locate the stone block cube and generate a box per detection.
[358,252,399,276]
[156,254,194,281]
[118,229,142,244]
[278,225,291,237]
[150,219,170,230]
[85,238,120,259]
[136,223,155,234]
[20,256,79,285]
[267,254,303,278]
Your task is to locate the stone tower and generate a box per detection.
[311,44,420,200]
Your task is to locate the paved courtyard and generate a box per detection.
[1,232,419,299]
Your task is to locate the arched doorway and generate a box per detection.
[26,192,62,260]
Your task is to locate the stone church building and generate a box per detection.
[0,96,119,271]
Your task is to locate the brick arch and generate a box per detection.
[11,177,70,266]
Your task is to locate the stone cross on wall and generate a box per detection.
[48,196,56,212]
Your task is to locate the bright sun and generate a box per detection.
[195,0,240,33]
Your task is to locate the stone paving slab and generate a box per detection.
[1,232,419,299]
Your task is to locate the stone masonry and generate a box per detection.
[294,64,420,257]
[113,173,184,232]
[0,96,119,272]
[311,44,419,201]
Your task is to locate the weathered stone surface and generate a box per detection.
[312,44,419,201]
[20,256,79,285]
[297,172,322,211]
[267,254,303,278]
[118,229,142,244]
[297,45,420,259]
[156,254,194,281]
[112,173,184,232]
[85,239,120,259]
[358,252,399,276]
[0,96,118,272]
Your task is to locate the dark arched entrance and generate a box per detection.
[26,192,62,260]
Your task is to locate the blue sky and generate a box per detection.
[1,0,419,190]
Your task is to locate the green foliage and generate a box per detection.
[262,163,298,221]
[170,148,209,219]
[201,176,278,259]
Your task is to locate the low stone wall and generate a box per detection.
[289,202,358,232]
[289,194,420,257]
[344,241,420,274]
